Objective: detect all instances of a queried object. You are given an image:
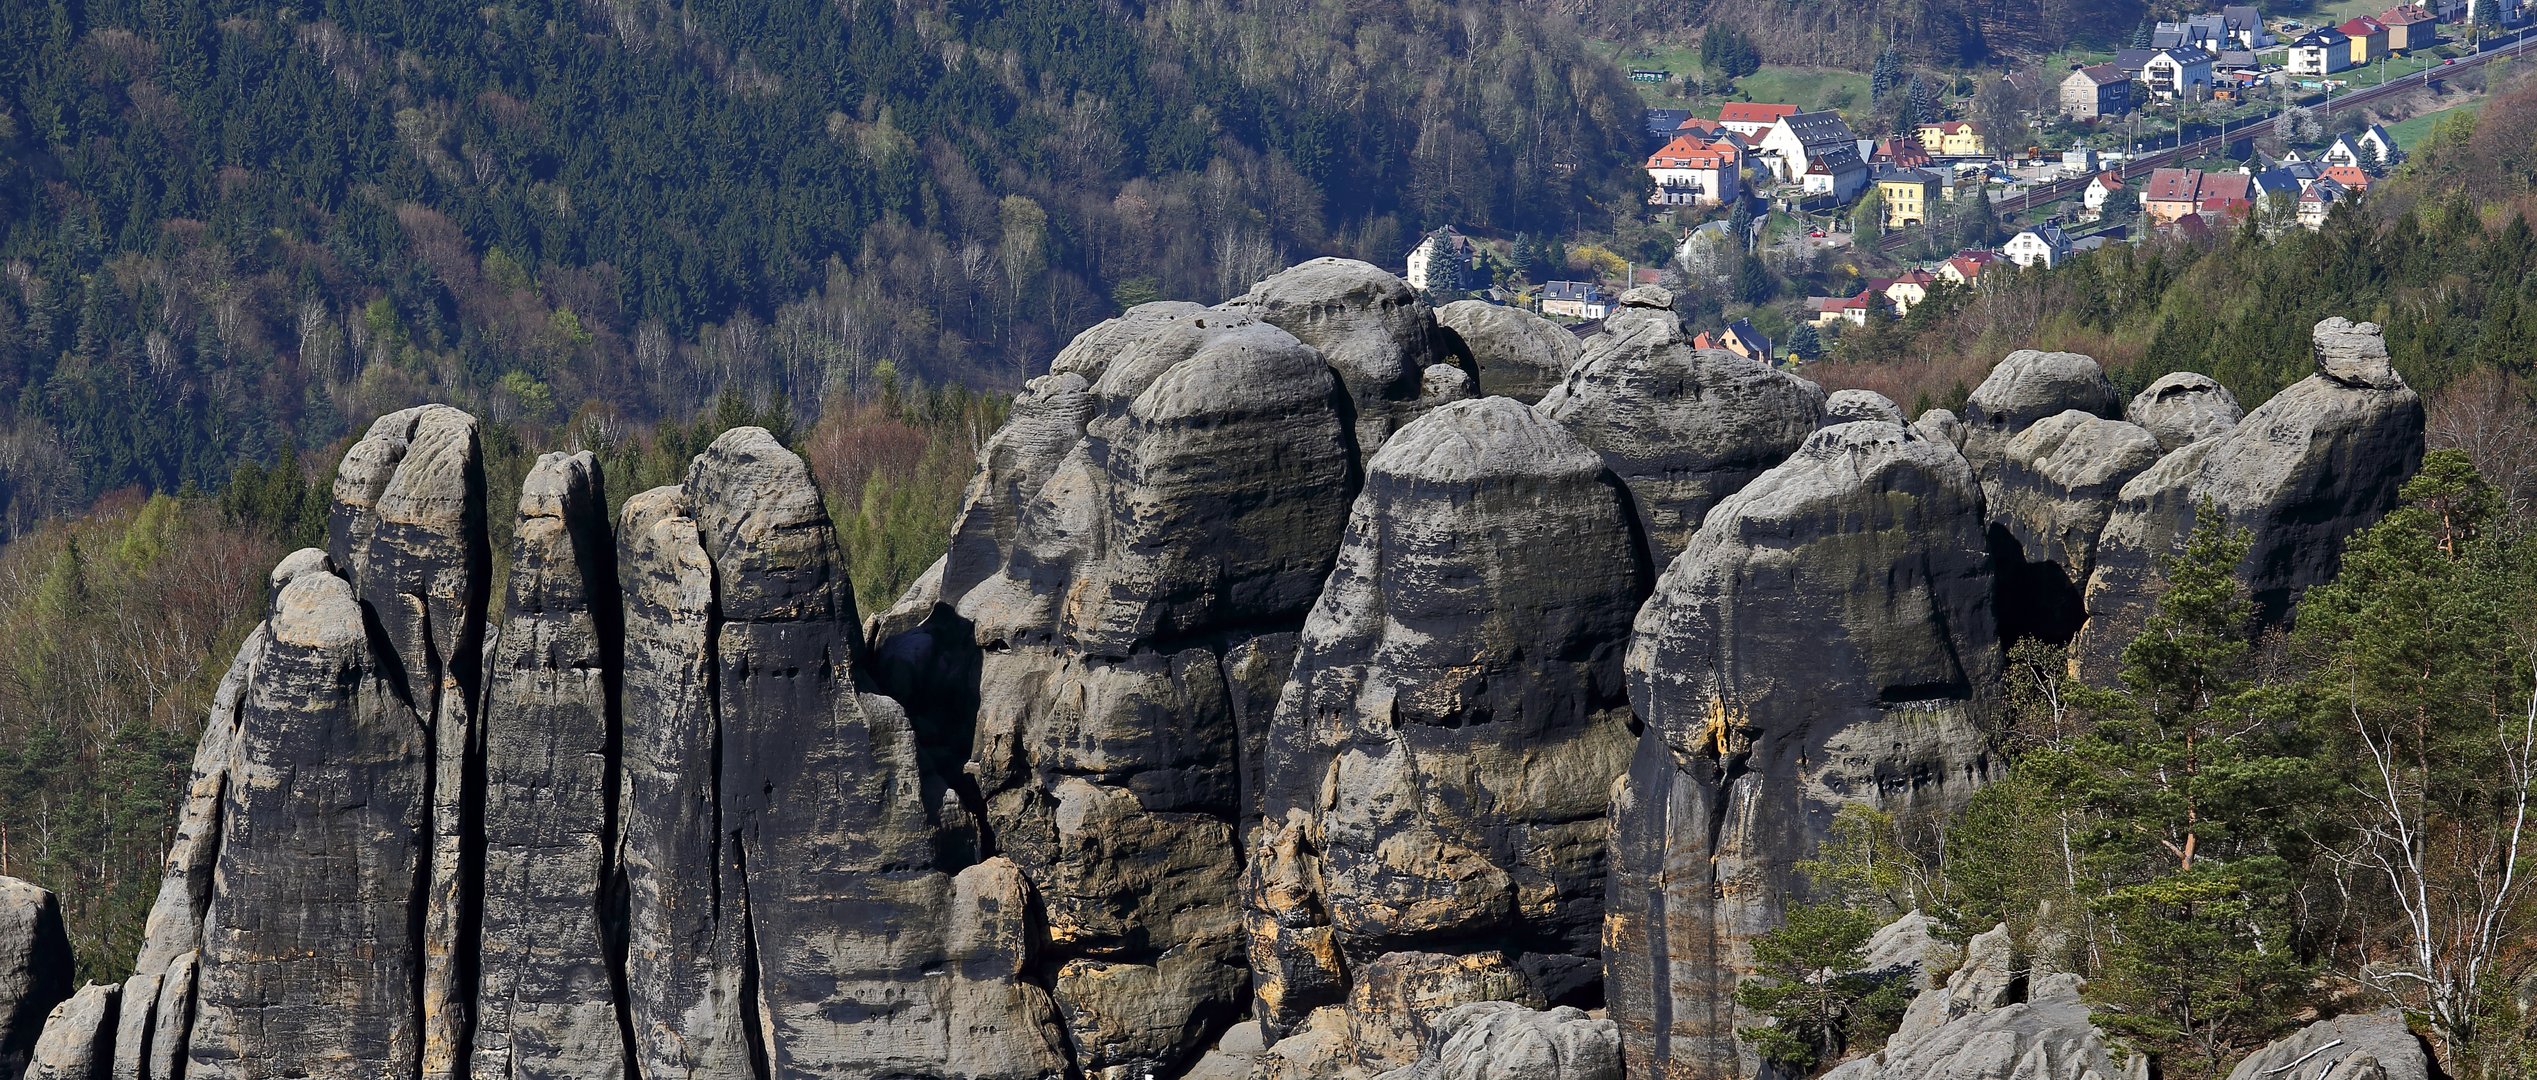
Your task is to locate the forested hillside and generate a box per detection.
[0,0,1641,532]
[1575,0,2147,67]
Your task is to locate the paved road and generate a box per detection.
[1873,29,2537,253]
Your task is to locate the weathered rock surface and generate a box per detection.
[1826,389,1905,424]
[1537,291,1824,559]
[1372,1002,1622,1080]
[2126,371,2242,452]
[1987,410,2164,642]
[28,984,114,1080]
[0,881,70,1080]
[190,567,429,1080]
[472,452,626,1080]
[1823,973,2123,1080]
[1250,399,1649,1068]
[1609,420,1997,1080]
[1959,350,2122,475]
[326,403,489,1080]
[2223,1010,2431,1080]
[2076,319,2425,679]
[1225,258,1467,468]
[1436,301,1581,404]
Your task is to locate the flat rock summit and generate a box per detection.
[0,261,2429,1080]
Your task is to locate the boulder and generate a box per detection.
[1373,1002,1622,1080]
[1224,258,1466,467]
[1987,411,2165,642]
[472,452,626,1080]
[0,880,70,1080]
[2125,372,2242,453]
[1050,301,1208,381]
[1249,399,1648,1057]
[1436,301,1582,403]
[1537,301,1824,560]
[1826,389,1906,424]
[2223,1010,2431,1080]
[1823,974,2124,1080]
[1608,420,1997,1080]
[2076,319,2425,680]
[27,984,114,1080]
[1960,351,2121,475]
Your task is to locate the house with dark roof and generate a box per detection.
[2114,47,2160,75]
[2289,28,2354,75]
[1644,109,1698,145]
[2060,64,2136,120]
[1538,281,1614,321]
[2223,5,2272,47]
[1758,110,1860,183]
[2144,46,2216,100]
[1799,143,1870,202]
[2298,177,2351,228]
[1694,319,1774,363]
[2004,220,2072,269]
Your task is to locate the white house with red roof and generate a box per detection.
[1645,135,1744,206]
[1717,102,1801,140]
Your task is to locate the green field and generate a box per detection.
[1598,42,1873,117]
[2384,94,2485,148]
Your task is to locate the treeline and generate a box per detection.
[1582,0,2146,69]
[0,0,1642,537]
[1745,456,2537,1078]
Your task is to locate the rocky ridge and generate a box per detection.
[17,263,2428,1080]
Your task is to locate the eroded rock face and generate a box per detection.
[1959,350,2121,475]
[0,881,71,1080]
[473,452,625,1080]
[191,569,429,1080]
[1987,411,2165,643]
[1609,420,1997,1080]
[2126,372,2242,453]
[1822,973,2123,1080]
[1249,399,1649,1068]
[2076,320,2425,680]
[1373,1002,1621,1080]
[1537,294,1824,560]
[1436,301,1582,404]
[2224,1010,2431,1080]
[1826,389,1905,425]
[28,984,114,1080]
[1224,258,1467,468]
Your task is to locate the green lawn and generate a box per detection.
[1596,41,1873,118]
[2384,94,2485,148]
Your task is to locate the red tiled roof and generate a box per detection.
[2322,164,2375,189]
[1719,103,1801,125]
[1921,121,1979,135]
[2094,171,2124,190]
[2144,167,2203,203]
[1646,135,1740,170]
[1674,117,1728,136]
[2380,4,2435,23]
[2339,15,2387,35]
[2200,172,2253,202]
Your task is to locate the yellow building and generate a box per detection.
[1876,167,1942,228]
[1914,120,1988,158]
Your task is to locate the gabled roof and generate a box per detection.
[2015,220,2071,246]
[2217,49,2260,68]
[1873,137,1933,167]
[1806,143,1866,173]
[2199,172,2253,202]
[1644,109,1697,136]
[1920,120,1980,135]
[2322,164,2375,189]
[2069,63,2129,86]
[2224,4,2263,30]
[1776,110,1860,150]
[1720,102,1801,126]
[1674,116,1728,136]
[2092,171,2124,190]
[2301,177,2350,202]
[2295,27,2350,46]
[2115,48,2159,72]
[1723,318,1768,344]
[1646,135,1740,170]
[2339,15,2388,35]
[2152,26,2188,48]
[1540,280,1611,302]
[2380,3,2436,24]
[2144,167,2203,203]
[2154,45,2216,65]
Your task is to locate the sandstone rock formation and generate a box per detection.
[2075,319,2425,678]
[25,261,2440,1080]
[2223,1010,2431,1080]
[2126,371,2242,453]
[1435,301,1582,403]
[1537,290,1824,559]
[1608,419,1997,1080]
[1249,398,1649,1071]
[0,880,71,1080]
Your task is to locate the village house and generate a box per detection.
[2320,125,2399,170]
[2152,17,2226,48]
[1938,249,2001,288]
[2144,167,2254,224]
[2223,5,2272,48]
[2290,29,2354,75]
[2060,65,2136,120]
[1404,227,1479,292]
[1760,110,1861,183]
[1644,109,1698,146]
[1645,135,1744,206]
[1538,281,1614,320]
[1718,102,1802,140]
[1872,137,1934,169]
[2298,177,2351,229]
[2321,163,2376,193]
[1915,120,1988,158]
[1882,269,1940,317]
[2144,46,2216,101]
[1801,144,1871,202]
[1810,292,1874,327]
[2378,4,2437,51]
[2083,171,2126,219]
[2338,16,2389,64]
[1875,166,1942,228]
[1693,319,1775,363]
[2003,221,2072,269]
